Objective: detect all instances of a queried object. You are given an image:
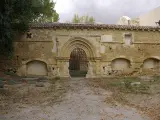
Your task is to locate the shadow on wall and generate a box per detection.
[142,58,159,70]
[26,60,48,76]
[111,58,131,70]
[110,58,160,75]
[105,58,132,76]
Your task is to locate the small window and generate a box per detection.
[124,33,132,45]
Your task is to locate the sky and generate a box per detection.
[54,0,160,24]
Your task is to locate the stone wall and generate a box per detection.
[5,23,160,78]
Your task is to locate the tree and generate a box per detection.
[0,0,59,56]
[33,0,59,23]
[72,14,95,24]
[72,14,80,23]
[88,16,95,23]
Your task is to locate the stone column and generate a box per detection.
[56,61,62,77]
[56,67,60,77]
[86,62,95,78]
[95,60,101,77]
[63,61,70,77]
[57,59,70,78]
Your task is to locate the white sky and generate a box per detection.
[55,0,75,13]
[54,0,160,23]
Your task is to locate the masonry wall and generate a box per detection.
[5,27,160,77]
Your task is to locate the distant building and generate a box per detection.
[117,16,131,25]
[117,16,139,26]
[117,6,160,26]
[139,6,160,26]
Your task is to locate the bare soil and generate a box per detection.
[89,77,160,120]
[0,77,153,120]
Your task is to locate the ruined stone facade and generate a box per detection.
[10,23,160,78]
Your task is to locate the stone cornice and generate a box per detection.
[30,23,160,31]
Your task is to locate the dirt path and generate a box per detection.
[1,78,150,120]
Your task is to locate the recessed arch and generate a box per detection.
[26,60,48,76]
[111,56,132,62]
[23,58,48,65]
[69,48,88,77]
[111,58,131,70]
[59,37,96,59]
[143,58,159,69]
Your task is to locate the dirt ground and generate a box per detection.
[0,77,155,120]
[89,77,160,120]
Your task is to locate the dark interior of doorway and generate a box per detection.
[69,48,88,77]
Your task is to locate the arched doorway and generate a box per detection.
[69,48,88,77]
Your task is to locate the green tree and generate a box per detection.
[0,0,59,56]
[72,14,80,23]
[88,16,95,23]
[72,14,95,24]
[34,0,59,23]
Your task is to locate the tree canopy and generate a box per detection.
[33,0,59,23]
[72,14,95,24]
[0,0,59,56]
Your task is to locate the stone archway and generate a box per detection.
[59,37,96,58]
[69,48,88,77]
[57,37,100,78]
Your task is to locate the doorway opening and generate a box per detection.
[69,48,88,77]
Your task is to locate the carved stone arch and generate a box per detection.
[57,37,100,78]
[68,42,92,58]
[59,37,96,59]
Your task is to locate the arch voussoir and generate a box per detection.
[59,37,96,59]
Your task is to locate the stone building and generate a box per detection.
[117,16,139,26]
[139,6,160,26]
[117,6,160,26]
[7,23,160,78]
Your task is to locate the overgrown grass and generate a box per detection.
[97,76,160,94]
[90,76,160,119]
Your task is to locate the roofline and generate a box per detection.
[29,22,160,31]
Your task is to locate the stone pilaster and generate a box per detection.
[86,62,95,78]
